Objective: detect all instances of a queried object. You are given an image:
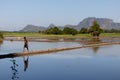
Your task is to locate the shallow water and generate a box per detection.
[0,41,120,80]
[0,41,82,54]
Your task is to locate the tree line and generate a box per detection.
[40,20,120,36]
[42,27,78,35]
[0,20,120,39]
[40,20,103,37]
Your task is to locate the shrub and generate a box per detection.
[0,32,3,39]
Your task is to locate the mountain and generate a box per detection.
[65,17,120,30]
[19,17,120,32]
[76,17,120,30]
[20,24,46,32]
[48,23,56,28]
[47,24,65,30]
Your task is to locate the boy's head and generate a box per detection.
[24,37,26,40]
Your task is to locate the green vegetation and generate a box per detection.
[2,20,120,39]
[101,33,120,37]
[63,27,78,35]
[88,20,103,38]
[4,32,41,37]
[0,32,3,42]
[3,32,120,39]
[44,27,78,35]
[0,32,3,38]
[45,27,62,34]
[3,32,90,39]
[103,29,120,33]
[79,28,88,34]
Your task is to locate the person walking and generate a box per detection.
[23,37,29,52]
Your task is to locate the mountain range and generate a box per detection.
[20,17,120,32]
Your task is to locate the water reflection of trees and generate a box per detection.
[80,38,101,53]
[92,46,100,54]
[10,58,19,80]
[9,57,29,80]
[0,40,3,44]
[91,39,102,54]
[0,40,3,49]
[91,39,101,54]
[89,38,102,44]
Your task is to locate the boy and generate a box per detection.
[23,37,29,51]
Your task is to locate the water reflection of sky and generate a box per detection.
[1,41,120,80]
[0,41,82,54]
[44,45,120,59]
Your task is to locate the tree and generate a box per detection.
[79,28,88,34]
[104,29,120,33]
[63,27,78,35]
[45,27,62,34]
[0,32,3,39]
[88,20,103,39]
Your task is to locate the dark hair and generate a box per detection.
[24,37,26,39]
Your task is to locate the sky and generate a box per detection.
[0,0,120,31]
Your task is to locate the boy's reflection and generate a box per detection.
[23,56,29,71]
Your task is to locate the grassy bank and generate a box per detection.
[3,32,120,38]
[101,33,120,37]
[3,32,90,38]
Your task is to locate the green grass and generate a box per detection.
[4,32,39,37]
[3,32,120,38]
[101,33,120,37]
[3,32,90,38]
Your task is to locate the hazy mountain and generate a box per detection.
[65,25,77,28]
[62,17,120,30]
[20,24,46,32]
[20,17,120,32]
[48,24,65,30]
[48,23,56,28]
[76,17,120,30]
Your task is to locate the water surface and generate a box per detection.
[0,41,120,80]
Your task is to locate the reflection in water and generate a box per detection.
[10,58,19,80]
[0,40,3,49]
[92,47,100,54]
[0,41,120,80]
[92,39,102,54]
[0,40,3,45]
[80,38,101,53]
[91,39,101,53]
[9,57,29,80]
[23,56,29,71]
[89,38,102,44]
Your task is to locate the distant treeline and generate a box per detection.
[79,28,120,33]
[103,29,120,33]
[38,27,120,35]
[39,27,78,35]
[38,20,120,35]
[1,27,120,37]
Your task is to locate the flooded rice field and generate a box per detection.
[0,40,120,80]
